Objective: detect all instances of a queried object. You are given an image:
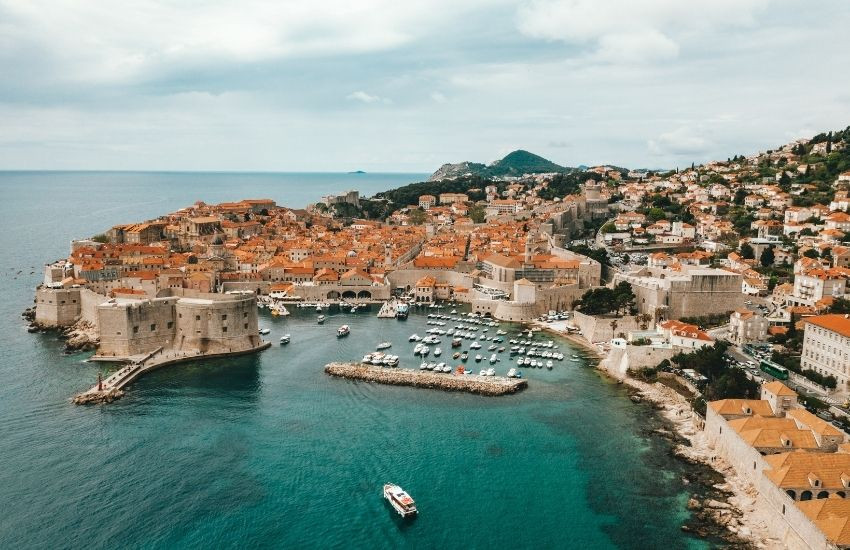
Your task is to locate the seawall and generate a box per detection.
[324,362,527,396]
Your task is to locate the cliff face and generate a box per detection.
[429,161,487,181]
[428,150,566,181]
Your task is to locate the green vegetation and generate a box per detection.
[679,312,733,329]
[468,204,486,223]
[537,172,598,201]
[567,244,609,266]
[829,297,850,314]
[374,175,491,214]
[666,342,759,401]
[91,233,109,244]
[573,281,636,315]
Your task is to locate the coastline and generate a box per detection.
[534,319,780,548]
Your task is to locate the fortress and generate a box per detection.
[35,285,264,360]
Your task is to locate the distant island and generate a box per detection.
[429,149,569,181]
[348,170,366,174]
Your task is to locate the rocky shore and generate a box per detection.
[622,377,782,548]
[325,362,527,395]
[72,388,124,405]
[22,307,99,353]
[533,320,779,547]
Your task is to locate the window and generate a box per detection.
[196,315,200,320]
[243,312,248,318]
[133,326,139,334]
[150,324,156,331]
[221,314,227,320]
[167,321,173,329]
[244,323,248,329]
[222,326,227,333]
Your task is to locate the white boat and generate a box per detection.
[409,334,421,342]
[377,342,392,351]
[259,328,271,335]
[337,325,350,337]
[570,357,581,362]
[364,354,374,363]
[507,367,517,378]
[280,334,290,344]
[419,362,428,370]
[317,315,326,324]
[316,304,324,313]
[486,368,495,376]
[479,369,487,376]
[474,354,483,362]
[469,342,481,349]
[489,354,497,364]
[433,347,442,357]
[450,309,457,314]
[383,484,417,518]
[546,360,553,369]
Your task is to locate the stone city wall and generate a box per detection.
[35,287,81,327]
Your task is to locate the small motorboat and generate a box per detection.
[486,368,495,376]
[337,325,350,337]
[546,360,553,369]
[409,334,421,342]
[317,315,326,324]
[433,347,442,357]
[280,334,291,344]
[474,354,483,362]
[383,483,417,518]
[377,342,392,351]
[479,369,487,376]
[460,352,469,362]
[259,328,271,335]
[453,352,461,360]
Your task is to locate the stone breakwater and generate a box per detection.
[324,363,527,396]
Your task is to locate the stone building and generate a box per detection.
[729,309,770,345]
[613,265,743,321]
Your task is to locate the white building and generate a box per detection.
[801,314,850,391]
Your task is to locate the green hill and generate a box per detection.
[429,150,567,180]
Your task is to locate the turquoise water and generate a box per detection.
[0,172,708,548]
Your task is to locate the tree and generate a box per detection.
[468,205,486,223]
[408,208,427,225]
[600,222,617,234]
[829,297,850,314]
[803,248,819,259]
[760,246,775,267]
[647,207,666,222]
[733,189,747,205]
[91,233,109,244]
[740,243,755,259]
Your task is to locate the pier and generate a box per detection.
[324,362,527,396]
[73,342,272,405]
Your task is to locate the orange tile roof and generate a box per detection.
[805,314,850,339]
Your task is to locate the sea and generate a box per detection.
[0,171,714,549]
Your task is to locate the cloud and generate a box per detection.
[517,0,771,63]
[648,127,713,157]
[430,91,448,103]
[346,91,388,104]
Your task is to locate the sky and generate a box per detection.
[1,0,849,173]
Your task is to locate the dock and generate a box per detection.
[324,362,527,396]
[73,342,272,405]
[377,300,399,318]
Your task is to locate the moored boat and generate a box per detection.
[337,325,350,337]
[280,334,290,344]
[317,315,326,324]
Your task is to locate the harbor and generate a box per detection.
[325,362,527,396]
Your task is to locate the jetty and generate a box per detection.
[377,301,398,318]
[73,342,272,405]
[324,362,527,396]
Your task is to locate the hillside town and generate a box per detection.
[28,126,850,547]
